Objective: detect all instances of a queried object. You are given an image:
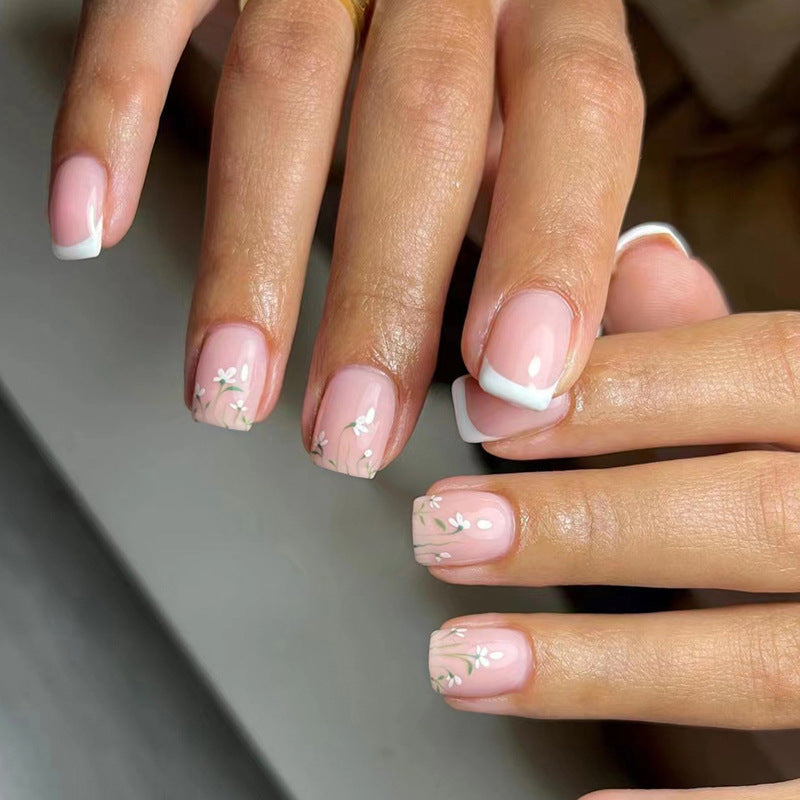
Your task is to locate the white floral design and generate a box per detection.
[446,673,462,688]
[474,645,503,669]
[229,399,247,411]
[448,512,471,531]
[434,552,451,563]
[213,367,237,385]
[194,383,206,399]
[450,627,467,638]
[352,407,376,437]
[428,495,442,509]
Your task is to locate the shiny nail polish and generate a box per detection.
[310,366,396,479]
[479,290,573,411]
[50,155,106,260]
[192,324,268,431]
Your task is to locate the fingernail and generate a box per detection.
[616,222,691,258]
[428,626,532,698]
[50,155,106,260]
[478,290,573,411]
[192,324,268,431]
[310,366,396,479]
[412,491,515,566]
[452,376,569,444]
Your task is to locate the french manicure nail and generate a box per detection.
[192,324,268,431]
[412,490,515,566]
[478,290,573,411]
[50,155,106,260]
[428,626,532,697]
[310,366,396,479]
[616,222,691,258]
[452,376,570,444]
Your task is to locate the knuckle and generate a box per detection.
[370,43,488,152]
[763,312,800,408]
[80,61,163,124]
[752,454,800,564]
[741,611,800,720]
[224,10,341,94]
[537,33,644,140]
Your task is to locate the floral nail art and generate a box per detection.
[428,628,504,694]
[428,626,532,698]
[310,367,396,480]
[412,491,514,567]
[193,363,255,430]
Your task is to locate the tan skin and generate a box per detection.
[50,0,798,794]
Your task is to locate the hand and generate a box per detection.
[48,0,643,477]
[416,230,800,798]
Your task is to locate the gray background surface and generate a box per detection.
[0,2,629,798]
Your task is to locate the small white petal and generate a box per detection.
[364,407,376,424]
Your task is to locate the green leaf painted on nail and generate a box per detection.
[434,518,446,532]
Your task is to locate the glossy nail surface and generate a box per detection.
[311,366,396,479]
[429,626,532,697]
[452,376,570,443]
[50,155,106,260]
[616,222,690,258]
[412,491,514,566]
[192,324,268,431]
[479,290,573,411]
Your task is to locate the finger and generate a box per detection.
[49,0,216,259]
[301,0,495,476]
[185,0,355,430]
[413,451,800,592]
[605,222,730,334]
[427,605,800,729]
[452,311,800,455]
[582,779,800,800]
[461,0,644,410]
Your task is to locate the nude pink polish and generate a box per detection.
[452,376,570,443]
[50,155,106,260]
[412,491,515,566]
[479,290,573,411]
[310,366,396,479]
[192,324,268,431]
[428,626,532,697]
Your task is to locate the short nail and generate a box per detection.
[616,222,691,258]
[50,155,106,260]
[192,324,268,431]
[412,490,515,566]
[478,290,573,411]
[428,626,532,698]
[310,366,396,479]
[452,376,569,444]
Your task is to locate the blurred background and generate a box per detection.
[1,1,799,798]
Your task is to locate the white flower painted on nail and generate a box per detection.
[476,519,493,530]
[194,383,206,398]
[363,449,372,458]
[213,367,237,385]
[449,627,467,638]
[474,645,504,669]
[448,512,471,531]
[229,399,247,411]
[352,407,376,437]
[434,552,451,563]
[315,432,328,449]
[240,363,249,382]
[446,673,462,688]
[428,495,442,509]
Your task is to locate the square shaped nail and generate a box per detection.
[310,366,396,479]
[479,290,573,411]
[429,626,532,697]
[192,324,268,431]
[50,155,106,260]
[412,491,515,566]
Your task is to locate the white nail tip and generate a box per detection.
[478,360,557,412]
[52,217,103,261]
[616,222,691,258]
[451,376,497,444]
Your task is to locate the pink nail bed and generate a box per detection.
[310,366,396,480]
[50,155,106,260]
[452,376,570,443]
[192,324,268,431]
[428,626,532,697]
[412,491,514,566]
[479,290,573,411]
